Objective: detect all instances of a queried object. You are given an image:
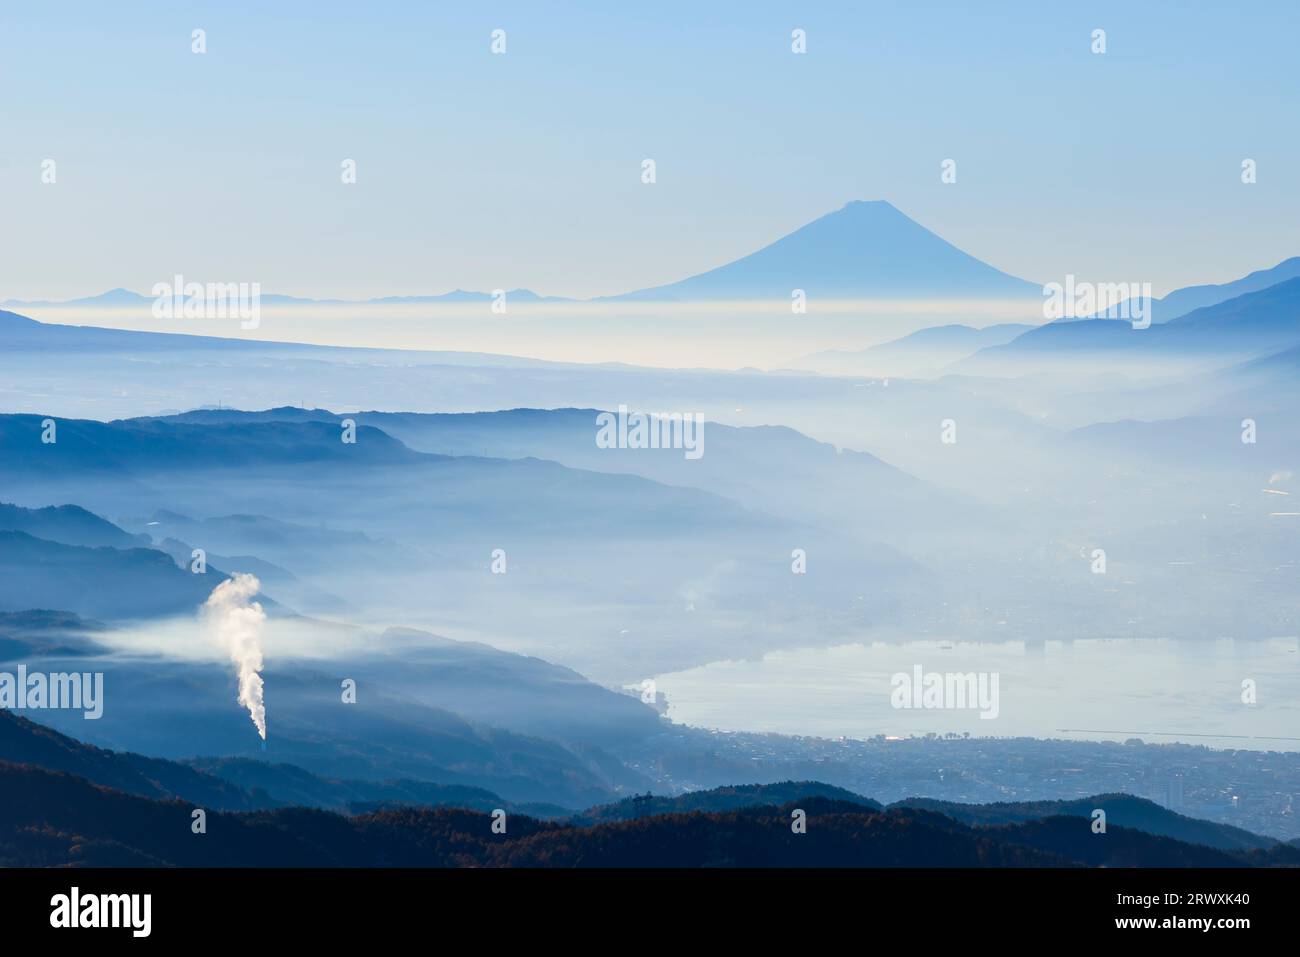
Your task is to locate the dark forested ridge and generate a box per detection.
[3,757,1298,868]
[1,712,1297,868]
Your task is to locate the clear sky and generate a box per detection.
[3,0,1298,300]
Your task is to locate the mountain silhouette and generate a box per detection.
[5,202,1041,307]
[892,794,1276,852]
[0,503,146,549]
[4,757,1294,867]
[0,714,1293,867]
[0,529,244,620]
[0,710,270,811]
[0,611,109,659]
[1152,256,1300,322]
[610,201,1040,301]
[966,275,1300,370]
[795,322,1034,375]
[0,288,565,309]
[572,781,883,825]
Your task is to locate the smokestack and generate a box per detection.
[202,573,268,740]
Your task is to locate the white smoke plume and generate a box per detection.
[202,573,267,740]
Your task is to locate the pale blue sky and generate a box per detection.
[2,0,1297,299]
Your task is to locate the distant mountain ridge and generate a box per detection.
[7,201,1045,309]
[0,529,242,620]
[964,275,1300,370]
[573,781,883,825]
[1,288,567,309]
[7,205,1298,316]
[0,710,269,811]
[0,501,276,621]
[0,309,568,371]
[0,414,423,475]
[0,611,109,659]
[1,712,1291,868]
[0,502,146,549]
[1152,256,1300,323]
[3,753,1294,867]
[132,405,960,548]
[793,322,1035,375]
[893,794,1276,852]
[607,200,1041,301]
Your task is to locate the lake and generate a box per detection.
[654,637,1300,751]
